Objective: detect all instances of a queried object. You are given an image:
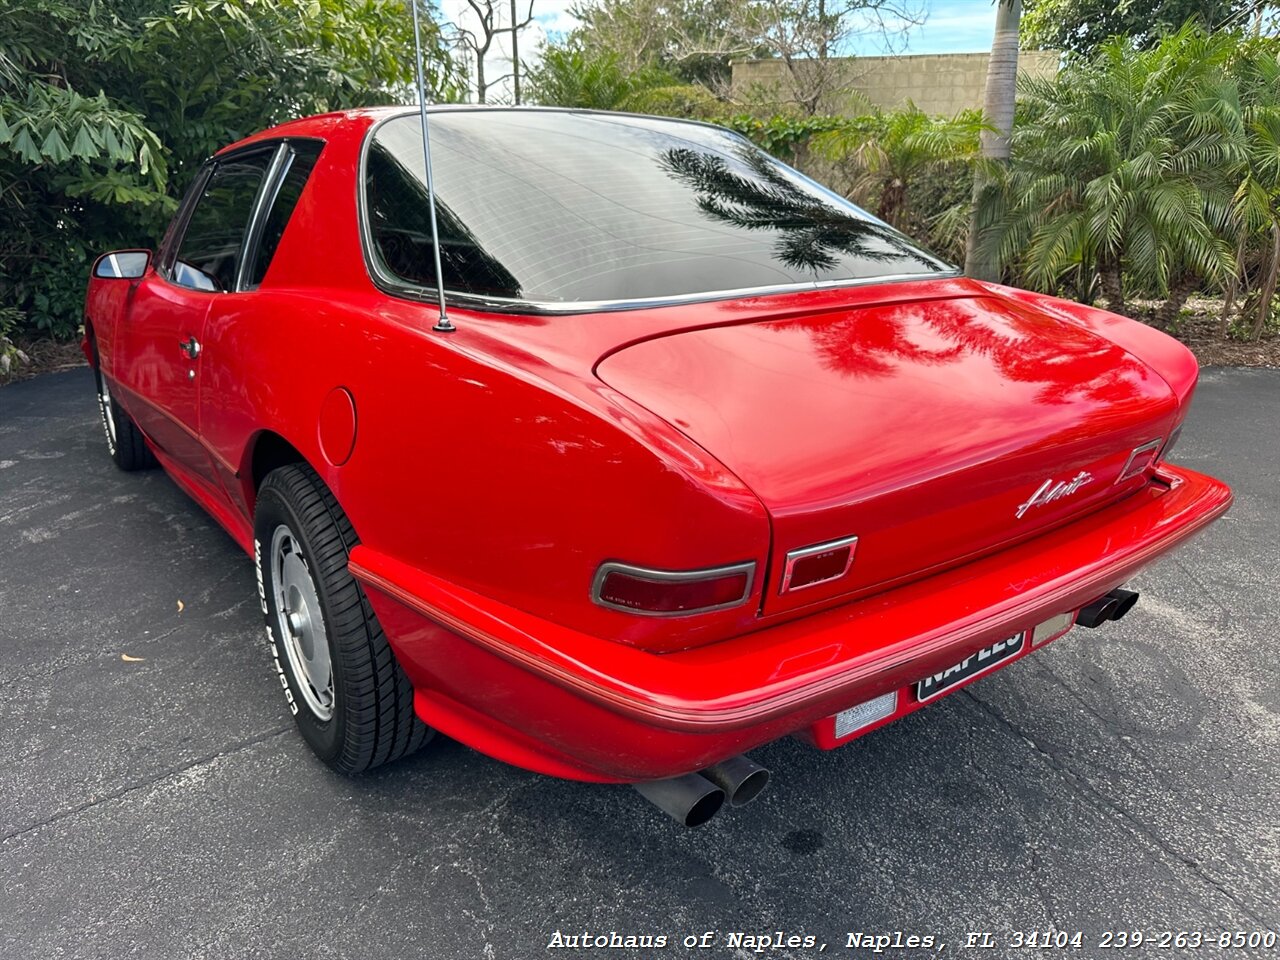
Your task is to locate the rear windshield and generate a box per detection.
[363,110,953,309]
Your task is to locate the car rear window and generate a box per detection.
[363,110,953,310]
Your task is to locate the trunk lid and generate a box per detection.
[595,293,1178,616]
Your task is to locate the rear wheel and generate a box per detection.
[92,347,156,471]
[254,464,431,773]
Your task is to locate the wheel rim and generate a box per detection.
[97,374,117,450]
[270,525,334,720]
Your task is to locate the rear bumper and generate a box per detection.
[350,465,1231,782]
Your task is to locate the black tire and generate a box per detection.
[254,463,432,773]
[91,350,157,471]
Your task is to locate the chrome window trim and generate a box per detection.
[780,535,859,594]
[236,141,291,292]
[590,560,756,617]
[355,107,960,317]
[1116,438,1163,485]
[156,164,215,281]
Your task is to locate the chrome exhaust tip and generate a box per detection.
[633,773,725,827]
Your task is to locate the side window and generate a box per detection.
[157,170,209,275]
[172,151,274,292]
[245,141,323,289]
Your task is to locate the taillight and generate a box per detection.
[592,561,755,616]
[1116,437,1163,484]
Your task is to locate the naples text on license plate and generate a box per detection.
[916,631,1026,702]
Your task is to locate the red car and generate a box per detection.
[83,107,1231,826]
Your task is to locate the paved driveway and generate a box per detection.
[1,368,1276,959]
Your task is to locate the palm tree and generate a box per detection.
[964,0,1022,282]
[1228,40,1280,338]
[522,46,710,114]
[523,47,653,110]
[980,26,1243,327]
[810,104,988,231]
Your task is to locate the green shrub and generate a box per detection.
[0,0,456,342]
[0,306,28,377]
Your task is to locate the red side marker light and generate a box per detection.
[781,535,858,593]
[1116,438,1163,484]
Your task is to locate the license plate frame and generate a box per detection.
[915,631,1027,702]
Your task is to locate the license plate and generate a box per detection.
[916,631,1026,702]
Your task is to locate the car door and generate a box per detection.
[198,140,326,510]
[115,146,279,487]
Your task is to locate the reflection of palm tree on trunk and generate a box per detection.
[658,145,936,275]
[656,141,1140,403]
[783,296,1141,410]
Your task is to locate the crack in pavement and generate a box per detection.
[960,689,1273,927]
[0,725,291,846]
[1172,555,1235,619]
[0,621,191,689]
[1027,657,1176,776]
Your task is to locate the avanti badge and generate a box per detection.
[1016,471,1093,519]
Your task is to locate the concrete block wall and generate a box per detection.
[731,50,1061,116]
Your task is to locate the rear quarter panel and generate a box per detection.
[196,112,772,652]
[201,287,771,651]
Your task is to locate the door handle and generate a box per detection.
[179,335,201,360]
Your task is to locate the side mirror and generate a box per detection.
[93,249,151,280]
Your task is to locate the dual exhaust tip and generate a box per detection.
[633,754,769,828]
[1076,587,1139,628]
[637,588,1140,826]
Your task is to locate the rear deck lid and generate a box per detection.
[596,293,1179,616]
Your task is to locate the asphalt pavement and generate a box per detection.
[1,367,1277,960]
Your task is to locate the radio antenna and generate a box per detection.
[408,0,454,333]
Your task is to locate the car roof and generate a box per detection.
[213,105,738,158]
[214,106,398,155]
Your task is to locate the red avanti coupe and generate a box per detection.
[83,108,1232,826]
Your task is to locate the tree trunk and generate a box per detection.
[476,51,487,103]
[963,0,1021,282]
[818,0,828,59]
[876,178,906,230]
[510,0,520,105]
[1152,275,1198,330]
[1098,256,1125,314]
[1250,221,1280,340]
[1218,234,1247,337]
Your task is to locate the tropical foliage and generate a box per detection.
[719,114,847,162]
[1021,0,1241,56]
[563,0,771,88]
[0,0,455,355]
[523,46,702,113]
[2,0,1278,371]
[811,104,987,230]
[977,26,1280,330]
